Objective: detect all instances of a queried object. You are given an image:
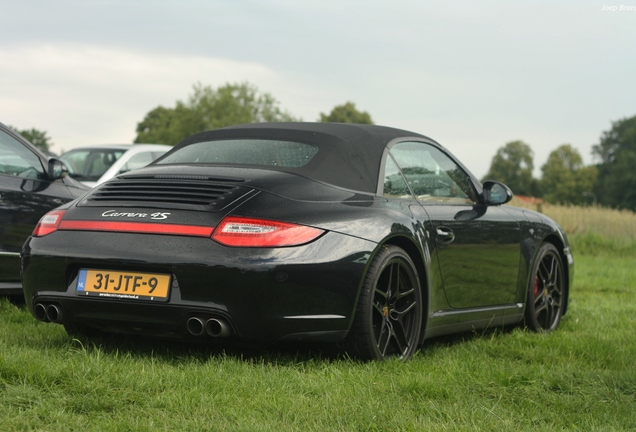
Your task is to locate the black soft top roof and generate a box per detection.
[175,122,434,193]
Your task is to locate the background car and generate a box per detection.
[0,122,88,296]
[21,123,573,360]
[60,144,170,187]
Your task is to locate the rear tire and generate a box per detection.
[524,243,565,331]
[345,245,423,360]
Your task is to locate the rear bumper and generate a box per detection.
[21,230,376,343]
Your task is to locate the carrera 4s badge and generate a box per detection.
[101,210,171,220]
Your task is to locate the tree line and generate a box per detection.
[134,82,372,145]
[482,141,598,206]
[13,81,634,212]
[482,114,636,212]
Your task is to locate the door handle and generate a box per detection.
[436,227,455,244]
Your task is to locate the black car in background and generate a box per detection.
[0,122,88,295]
[21,123,573,360]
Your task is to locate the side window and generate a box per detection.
[389,142,477,204]
[383,155,412,198]
[0,129,46,179]
[61,151,89,174]
[121,152,154,173]
[85,151,125,180]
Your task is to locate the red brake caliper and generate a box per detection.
[533,276,540,297]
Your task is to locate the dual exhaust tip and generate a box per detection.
[186,316,232,338]
[34,302,64,323]
[35,302,232,338]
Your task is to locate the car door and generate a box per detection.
[0,126,78,291]
[387,141,522,309]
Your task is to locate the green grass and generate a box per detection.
[508,199,636,241]
[1,236,635,430]
[568,232,636,257]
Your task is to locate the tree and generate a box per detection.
[134,106,181,145]
[592,114,636,211]
[540,144,598,205]
[319,101,374,124]
[134,82,299,145]
[9,126,52,152]
[482,140,536,196]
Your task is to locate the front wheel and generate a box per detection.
[524,243,565,331]
[345,245,423,361]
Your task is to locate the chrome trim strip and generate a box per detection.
[432,303,523,318]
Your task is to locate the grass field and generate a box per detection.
[1,204,635,430]
[511,200,636,238]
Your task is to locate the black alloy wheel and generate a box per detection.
[524,243,565,331]
[346,245,423,360]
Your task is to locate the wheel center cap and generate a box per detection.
[543,288,549,298]
[382,306,389,317]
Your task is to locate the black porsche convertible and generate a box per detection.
[21,123,573,360]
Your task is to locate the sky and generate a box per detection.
[1,0,635,179]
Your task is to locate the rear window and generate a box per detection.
[157,139,318,168]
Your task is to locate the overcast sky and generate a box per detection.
[1,0,635,179]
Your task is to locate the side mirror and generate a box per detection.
[482,180,513,205]
[47,158,69,180]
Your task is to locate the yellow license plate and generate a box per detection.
[76,269,171,301]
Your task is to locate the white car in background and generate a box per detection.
[60,144,171,187]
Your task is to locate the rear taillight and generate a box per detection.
[58,220,214,237]
[33,210,66,237]
[212,216,324,247]
[32,211,324,247]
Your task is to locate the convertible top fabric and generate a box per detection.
[175,123,434,193]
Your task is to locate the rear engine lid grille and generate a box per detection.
[79,175,254,211]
